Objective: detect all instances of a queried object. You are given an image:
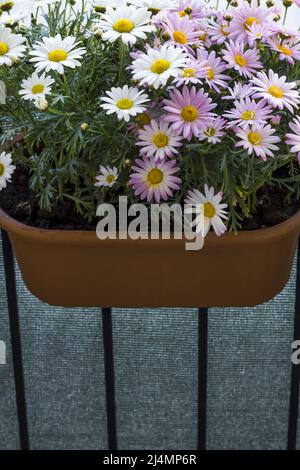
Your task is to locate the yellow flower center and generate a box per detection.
[181,105,198,122]
[117,98,134,110]
[0,41,9,56]
[244,17,260,31]
[221,24,229,37]
[183,68,195,78]
[151,59,171,74]
[242,110,256,120]
[48,49,68,62]
[204,202,216,218]
[234,54,247,67]
[136,112,151,126]
[278,44,292,56]
[113,18,135,33]
[248,132,261,145]
[199,32,207,41]
[206,67,215,80]
[31,84,45,94]
[205,127,216,137]
[173,31,188,44]
[152,132,169,148]
[0,163,4,176]
[178,10,187,17]
[147,168,164,185]
[106,175,116,184]
[268,85,284,98]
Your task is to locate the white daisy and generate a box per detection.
[0,80,6,104]
[185,184,228,238]
[0,25,26,66]
[19,72,54,101]
[0,152,16,191]
[29,34,86,75]
[98,5,154,45]
[136,119,183,161]
[131,44,188,89]
[286,116,300,155]
[34,96,48,110]
[95,166,119,188]
[235,123,280,160]
[101,85,149,122]
[251,70,300,113]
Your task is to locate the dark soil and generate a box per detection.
[0,167,299,231]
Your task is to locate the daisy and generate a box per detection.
[90,0,126,13]
[222,40,262,78]
[222,82,254,101]
[19,72,54,101]
[223,97,273,129]
[128,0,176,14]
[197,50,230,93]
[170,0,210,21]
[160,12,200,49]
[163,86,217,141]
[235,123,280,160]
[185,185,228,237]
[198,117,226,144]
[95,166,119,188]
[136,119,183,161]
[129,156,181,203]
[228,0,274,45]
[251,70,300,113]
[0,25,26,66]
[0,80,6,105]
[173,56,206,86]
[131,44,188,89]
[0,151,15,191]
[286,116,300,155]
[267,39,300,65]
[98,5,154,45]
[29,34,86,75]
[208,16,230,45]
[101,85,149,122]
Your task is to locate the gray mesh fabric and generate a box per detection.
[0,231,299,450]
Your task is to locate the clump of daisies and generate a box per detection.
[0,0,299,236]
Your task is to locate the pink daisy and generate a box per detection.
[251,70,300,113]
[197,49,230,93]
[162,85,217,141]
[198,117,227,144]
[267,39,300,65]
[173,56,206,86]
[222,40,263,78]
[223,97,273,129]
[170,0,211,21]
[228,0,274,45]
[160,12,200,49]
[235,123,280,160]
[129,156,182,203]
[208,15,230,45]
[286,116,300,155]
[222,82,254,101]
[136,119,183,161]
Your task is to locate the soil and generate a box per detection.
[0,167,299,231]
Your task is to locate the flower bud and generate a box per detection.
[34,97,48,111]
[81,122,89,131]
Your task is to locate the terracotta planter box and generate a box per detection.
[0,206,299,308]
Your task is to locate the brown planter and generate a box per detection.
[0,206,300,308]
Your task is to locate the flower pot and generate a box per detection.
[0,206,299,308]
